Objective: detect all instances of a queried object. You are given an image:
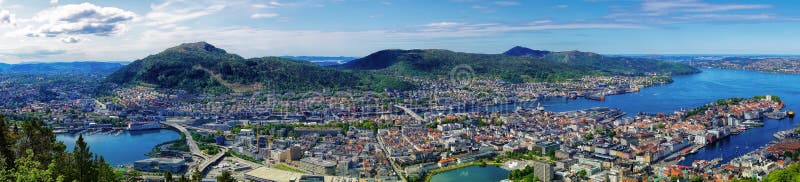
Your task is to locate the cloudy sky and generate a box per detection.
[0,0,797,63]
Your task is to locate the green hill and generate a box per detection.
[339,47,699,82]
[107,42,413,93]
[542,51,699,75]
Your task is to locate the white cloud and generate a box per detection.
[556,4,568,8]
[49,0,58,4]
[145,0,225,27]
[673,13,776,21]
[0,17,652,63]
[424,22,466,28]
[0,9,15,26]
[27,3,136,37]
[604,0,781,24]
[493,1,519,6]
[251,13,279,19]
[418,21,647,36]
[60,36,82,43]
[252,1,283,9]
[642,0,771,14]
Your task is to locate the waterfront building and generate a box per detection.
[133,158,186,173]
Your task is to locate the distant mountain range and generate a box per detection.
[339,46,699,83]
[38,42,702,93]
[0,62,124,75]
[280,56,356,66]
[107,42,413,93]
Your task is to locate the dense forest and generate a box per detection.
[107,42,414,93]
[339,48,699,83]
[542,51,700,75]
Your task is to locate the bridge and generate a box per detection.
[162,121,207,160]
[394,104,424,121]
[197,148,228,175]
[163,120,229,179]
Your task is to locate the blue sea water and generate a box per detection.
[430,166,510,182]
[56,129,180,165]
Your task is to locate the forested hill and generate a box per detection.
[339,47,699,82]
[503,46,550,57]
[541,51,700,76]
[107,42,414,93]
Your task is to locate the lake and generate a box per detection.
[429,166,510,182]
[434,69,800,180]
[57,129,180,166]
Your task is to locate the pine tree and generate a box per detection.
[164,172,173,182]
[97,156,119,181]
[19,119,57,167]
[73,134,99,181]
[0,116,14,169]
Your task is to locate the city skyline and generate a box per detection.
[0,0,799,63]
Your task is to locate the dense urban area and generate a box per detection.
[1,62,799,182]
[3,43,800,182]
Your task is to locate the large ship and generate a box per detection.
[127,121,163,131]
[586,93,606,101]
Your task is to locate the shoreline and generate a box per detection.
[423,161,504,182]
[146,126,187,157]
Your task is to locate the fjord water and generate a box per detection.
[435,69,800,181]
[429,166,510,182]
[57,129,180,165]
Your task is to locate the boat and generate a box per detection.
[114,130,124,136]
[789,110,795,118]
[765,111,787,119]
[586,93,606,101]
[568,92,578,99]
[127,122,162,131]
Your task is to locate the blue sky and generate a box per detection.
[0,0,797,63]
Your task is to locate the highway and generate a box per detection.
[163,121,207,160]
[197,148,228,174]
[163,119,231,179]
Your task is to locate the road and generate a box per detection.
[162,121,207,160]
[394,104,424,121]
[163,119,229,179]
[376,133,407,181]
[198,148,228,174]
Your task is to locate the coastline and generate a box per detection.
[145,127,185,157]
[423,161,503,182]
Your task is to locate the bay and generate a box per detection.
[56,129,180,166]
